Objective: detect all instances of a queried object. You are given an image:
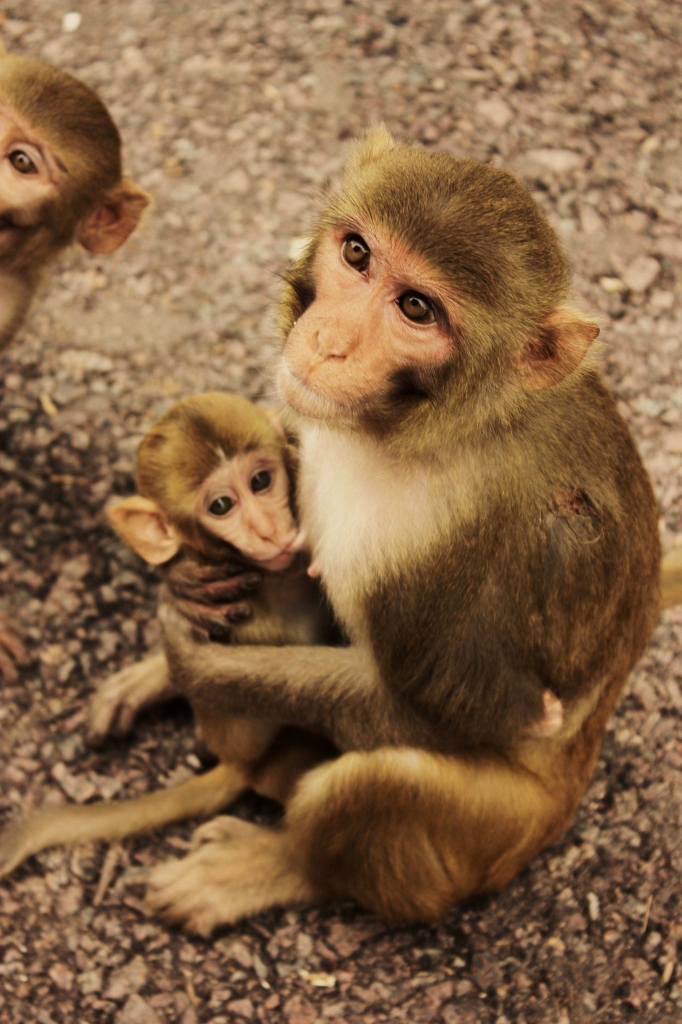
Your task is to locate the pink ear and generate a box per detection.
[77,177,151,255]
[107,496,181,565]
[518,308,600,391]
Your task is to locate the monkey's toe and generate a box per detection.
[146,826,314,934]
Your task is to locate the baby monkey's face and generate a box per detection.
[195,450,298,571]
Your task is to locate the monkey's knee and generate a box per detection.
[287,750,468,925]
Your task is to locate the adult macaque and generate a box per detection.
[0,52,150,678]
[133,127,659,934]
[0,393,335,874]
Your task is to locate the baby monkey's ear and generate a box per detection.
[77,177,151,255]
[107,496,181,565]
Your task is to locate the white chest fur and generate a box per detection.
[297,425,474,635]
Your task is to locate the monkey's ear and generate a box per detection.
[345,124,398,176]
[77,177,151,254]
[518,308,600,391]
[107,496,181,566]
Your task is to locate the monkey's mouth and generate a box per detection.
[260,548,297,572]
[277,360,355,421]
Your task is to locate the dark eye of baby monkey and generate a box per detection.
[251,470,272,493]
[342,234,370,273]
[209,496,234,516]
[9,150,37,174]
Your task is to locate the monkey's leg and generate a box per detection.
[0,762,249,878]
[87,653,175,746]
[145,746,577,934]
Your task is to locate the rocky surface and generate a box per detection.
[0,1,681,1022]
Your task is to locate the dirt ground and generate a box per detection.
[0,1,681,1022]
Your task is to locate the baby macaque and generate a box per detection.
[0,52,149,348]
[0,393,334,875]
[0,51,149,679]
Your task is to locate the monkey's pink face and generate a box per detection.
[0,103,63,253]
[194,452,299,571]
[279,224,457,420]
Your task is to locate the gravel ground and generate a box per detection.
[0,2,681,1022]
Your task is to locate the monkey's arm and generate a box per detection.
[160,603,411,752]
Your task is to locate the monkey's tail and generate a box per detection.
[661,547,682,611]
[0,762,246,878]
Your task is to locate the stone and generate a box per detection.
[105,955,149,1000]
[516,148,585,175]
[282,994,317,1024]
[476,97,512,129]
[226,997,255,1019]
[79,968,103,994]
[622,256,660,292]
[116,995,162,1024]
[48,962,74,991]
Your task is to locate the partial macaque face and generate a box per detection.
[0,102,63,258]
[279,223,457,421]
[195,450,298,571]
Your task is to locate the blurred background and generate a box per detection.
[0,3,681,1023]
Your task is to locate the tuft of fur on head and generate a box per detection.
[137,393,291,553]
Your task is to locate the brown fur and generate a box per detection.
[148,129,660,933]
[0,395,334,876]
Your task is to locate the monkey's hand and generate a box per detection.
[0,616,27,684]
[87,653,176,746]
[162,554,261,638]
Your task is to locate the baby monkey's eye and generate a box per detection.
[209,495,234,516]
[342,234,370,273]
[398,292,436,325]
[251,470,272,493]
[9,151,37,175]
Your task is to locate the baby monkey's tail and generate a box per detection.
[661,547,682,611]
[0,763,245,878]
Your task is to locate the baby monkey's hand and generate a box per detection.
[162,553,261,638]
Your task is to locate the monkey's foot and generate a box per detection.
[87,653,175,745]
[145,816,315,935]
[0,616,26,684]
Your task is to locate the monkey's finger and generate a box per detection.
[186,562,251,583]
[177,599,252,634]
[189,575,262,604]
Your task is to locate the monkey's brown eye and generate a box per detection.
[251,470,272,493]
[398,293,436,324]
[209,496,234,516]
[9,151,37,174]
[342,235,370,272]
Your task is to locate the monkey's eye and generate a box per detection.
[251,470,272,493]
[398,292,436,325]
[209,495,234,516]
[9,150,37,175]
[342,234,370,272]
